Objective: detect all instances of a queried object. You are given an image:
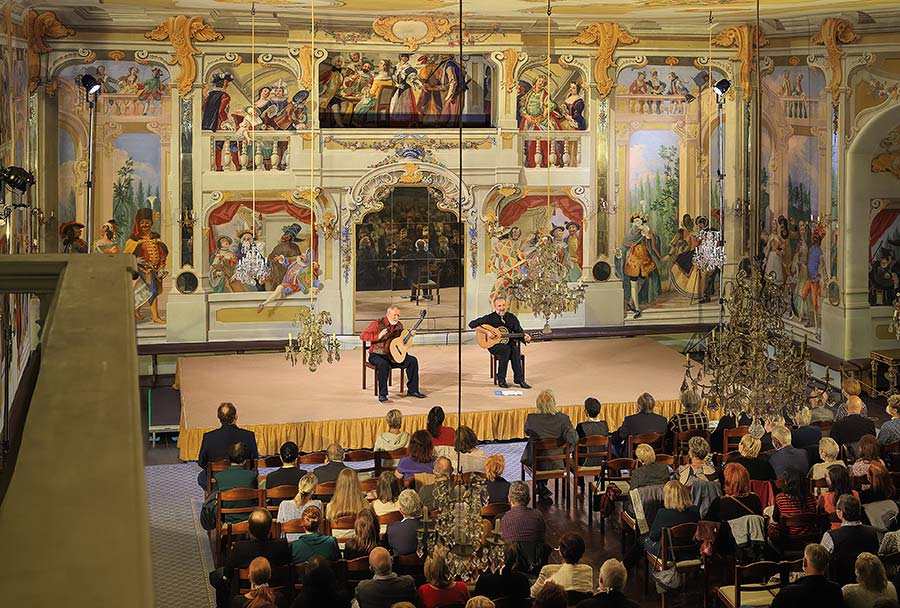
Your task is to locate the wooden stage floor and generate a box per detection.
[176,336,692,460]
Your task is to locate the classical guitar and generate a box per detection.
[389,309,427,364]
[475,325,542,350]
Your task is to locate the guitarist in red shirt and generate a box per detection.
[361,305,427,403]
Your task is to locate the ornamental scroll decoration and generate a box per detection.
[572,23,639,99]
[495,48,525,94]
[145,16,223,96]
[290,45,327,90]
[811,18,861,106]
[713,24,768,100]
[372,16,455,52]
[24,10,74,94]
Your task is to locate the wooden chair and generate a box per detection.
[673,429,710,459]
[297,451,326,468]
[206,459,232,496]
[377,510,403,527]
[325,513,356,538]
[775,512,827,558]
[361,340,404,395]
[655,453,676,466]
[715,560,785,608]
[589,457,633,533]
[215,488,264,566]
[359,477,378,495]
[723,425,751,454]
[292,561,307,594]
[344,556,371,592]
[627,432,664,459]
[572,435,608,504]
[644,522,703,608]
[265,484,299,513]
[394,553,426,585]
[234,563,292,596]
[411,263,440,305]
[257,455,283,469]
[344,449,376,476]
[489,352,526,384]
[279,519,306,537]
[481,502,511,525]
[374,448,407,476]
[314,481,336,503]
[520,437,571,509]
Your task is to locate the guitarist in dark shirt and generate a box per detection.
[469,297,532,389]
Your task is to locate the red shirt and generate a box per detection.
[418,582,470,608]
[432,426,456,447]
[360,317,403,355]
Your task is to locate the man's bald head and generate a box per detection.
[369,547,393,575]
[248,508,273,540]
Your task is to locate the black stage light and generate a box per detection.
[714,78,732,96]
[0,166,36,194]
[81,74,101,96]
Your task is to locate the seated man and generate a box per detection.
[214,441,259,523]
[610,393,667,458]
[360,305,427,403]
[290,505,340,564]
[355,547,417,608]
[209,508,290,608]
[821,494,879,586]
[500,481,548,573]
[770,544,844,608]
[264,441,303,490]
[384,489,423,556]
[575,558,639,608]
[831,395,876,448]
[313,443,348,484]
[769,425,810,477]
[198,401,259,489]
[419,456,452,512]
[469,296,532,389]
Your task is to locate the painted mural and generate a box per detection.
[869,205,900,306]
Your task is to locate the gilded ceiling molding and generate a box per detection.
[493,48,526,94]
[712,24,768,99]
[23,10,75,95]
[572,23,639,99]
[144,16,223,96]
[811,18,860,106]
[291,46,327,90]
[372,16,455,51]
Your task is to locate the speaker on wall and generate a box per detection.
[592,261,611,282]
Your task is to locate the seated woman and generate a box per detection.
[809,437,847,490]
[374,408,410,453]
[418,549,471,608]
[453,425,488,473]
[842,552,899,608]
[291,506,342,564]
[371,471,401,517]
[474,543,531,608]
[836,377,868,420]
[675,436,716,486]
[623,480,699,569]
[705,463,763,553]
[860,461,896,504]
[629,443,671,490]
[817,463,860,530]
[290,554,352,608]
[731,435,776,481]
[327,469,369,541]
[426,406,456,447]
[265,441,303,490]
[230,557,287,608]
[791,407,822,449]
[396,430,437,480]
[851,435,884,479]
[342,508,379,560]
[530,532,594,597]
[521,389,578,500]
[277,473,323,542]
[768,466,818,548]
[484,455,511,504]
[879,395,900,446]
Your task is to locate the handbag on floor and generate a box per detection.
[652,529,684,594]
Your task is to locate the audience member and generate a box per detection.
[522,389,578,500]
[453,426,488,473]
[426,406,455,447]
[290,555,351,608]
[769,425,810,477]
[419,456,453,512]
[667,389,709,435]
[474,544,531,608]
[198,401,260,489]
[465,598,496,608]
[817,464,860,528]
[769,466,818,544]
[851,434,884,477]
[611,392,667,458]
[417,549,470,608]
[809,437,846,484]
[277,473,324,542]
[372,471,401,517]
[215,442,259,523]
[732,434,776,481]
[675,436,716,486]
[343,508,379,560]
[809,387,836,423]
[532,581,567,608]
[374,409,410,452]
[843,552,899,608]
[483,455,511,504]
[354,547,416,608]
[770,544,844,607]
[530,532,594,597]
[576,397,610,490]
[499,481,546,544]
[629,443,671,490]
[312,444,347,484]
[290,505,341,564]
[861,461,896,504]
[396,430,436,480]
[836,378,868,420]
[624,480,699,569]
[706,463,763,551]
[575,558,640,608]
[710,411,752,454]
[327,468,369,539]
[821,494,879,586]
[229,556,285,608]
[879,396,900,446]
[831,396,876,447]
[384,489,423,555]
[265,441,303,490]
[791,407,823,449]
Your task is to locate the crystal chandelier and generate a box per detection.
[509,236,586,333]
[234,237,270,287]
[285,307,341,372]
[684,269,811,436]
[692,230,726,272]
[417,474,505,580]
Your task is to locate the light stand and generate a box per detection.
[714,78,731,332]
[81,74,101,252]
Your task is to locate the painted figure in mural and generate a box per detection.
[60,221,87,254]
[319,56,346,125]
[667,72,690,112]
[94,65,118,94]
[266,223,303,290]
[628,71,648,113]
[870,254,898,306]
[564,221,583,280]
[124,208,168,324]
[780,70,793,98]
[763,216,786,287]
[94,220,120,254]
[646,69,666,113]
[117,66,141,95]
[390,54,420,127]
[519,75,560,167]
[139,67,167,115]
[353,59,392,126]
[417,54,444,125]
[490,226,527,303]
[236,105,273,170]
[615,211,662,318]
[799,224,824,327]
[561,82,586,131]
[439,54,465,126]
[209,235,243,293]
[268,81,291,123]
[792,73,808,119]
[202,72,234,172]
[256,248,321,313]
[695,216,720,304]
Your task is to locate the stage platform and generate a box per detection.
[177,336,714,461]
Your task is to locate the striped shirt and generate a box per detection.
[500,505,546,543]
[668,411,709,434]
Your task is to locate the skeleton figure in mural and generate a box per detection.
[265,223,303,291]
[615,211,662,318]
[490,225,528,303]
[209,235,243,294]
[94,220,120,254]
[60,221,87,254]
[257,248,321,313]
[139,67,167,115]
[202,72,234,171]
[124,208,168,324]
[519,75,562,167]
[390,54,420,127]
[353,59,392,126]
[799,223,825,327]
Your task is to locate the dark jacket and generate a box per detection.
[474,569,531,608]
[223,538,291,582]
[827,523,879,586]
[768,445,810,477]
[265,466,304,490]
[290,587,351,608]
[312,461,348,484]
[616,411,668,439]
[577,420,610,467]
[486,477,512,504]
[469,311,524,334]
[355,573,417,608]
[576,591,641,608]
[830,414,876,448]
[384,518,420,555]
[521,412,578,466]
[197,424,259,487]
[730,456,776,481]
[791,425,823,449]
[770,574,845,608]
[629,462,671,489]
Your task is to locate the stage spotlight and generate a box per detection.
[0,165,36,194]
[81,74,101,96]
[714,78,732,96]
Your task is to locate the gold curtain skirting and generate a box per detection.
[178,399,723,461]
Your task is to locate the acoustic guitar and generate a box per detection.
[475,324,542,350]
[389,309,427,363]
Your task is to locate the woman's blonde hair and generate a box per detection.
[327,468,368,521]
[795,407,811,426]
[855,552,888,592]
[484,455,505,481]
[294,472,319,506]
[688,436,709,460]
[424,549,453,588]
[888,394,900,416]
[843,377,861,397]
[465,597,496,608]
[535,389,559,415]
[635,443,656,465]
[663,480,691,511]
[847,395,864,414]
[819,437,839,460]
[386,408,403,429]
[738,435,761,458]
